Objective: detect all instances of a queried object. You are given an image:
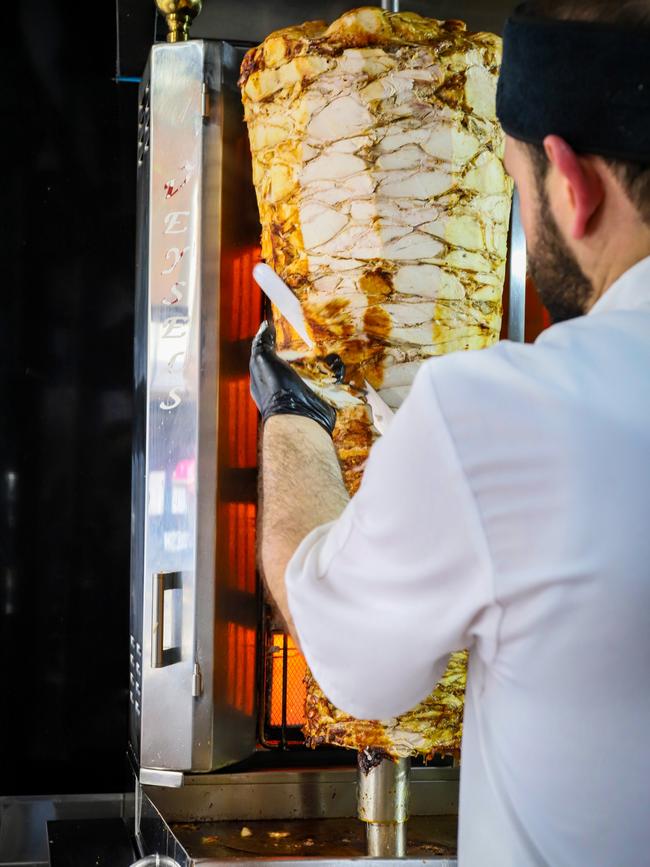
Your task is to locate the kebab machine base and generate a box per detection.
[127,763,459,865]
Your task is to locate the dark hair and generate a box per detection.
[520,0,650,224]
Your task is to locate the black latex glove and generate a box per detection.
[250,320,338,436]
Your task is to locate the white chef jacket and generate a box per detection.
[286,255,650,867]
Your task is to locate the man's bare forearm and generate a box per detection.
[260,415,349,639]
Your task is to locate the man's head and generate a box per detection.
[499,1,650,322]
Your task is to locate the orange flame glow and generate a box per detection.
[226,622,256,716]
[269,633,308,727]
[221,501,256,594]
[225,377,258,469]
[226,246,262,342]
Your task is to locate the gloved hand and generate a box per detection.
[250,320,338,435]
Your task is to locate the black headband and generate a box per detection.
[496,5,650,162]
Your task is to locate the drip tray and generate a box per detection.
[171,815,457,860]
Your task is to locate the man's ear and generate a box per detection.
[543,135,604,239]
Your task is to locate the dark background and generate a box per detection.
[1,1,147,794]
[3,0,528,798]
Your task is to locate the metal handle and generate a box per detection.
[152,572,165,668]
[151,571,181,668]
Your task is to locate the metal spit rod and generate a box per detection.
[381,0,400,12]
[357,756,410,857]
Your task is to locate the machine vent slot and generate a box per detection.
[129,633,143,717]
[137,83,150,166]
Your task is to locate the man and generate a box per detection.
[249,1,650,864]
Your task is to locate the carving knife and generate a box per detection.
[252,263,315,350]
[252,263,395,434]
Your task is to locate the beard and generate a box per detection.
[527,184,594,323]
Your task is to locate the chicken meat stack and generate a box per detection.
[240,6,513,759]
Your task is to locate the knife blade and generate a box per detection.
[253,263,315,349]
[364,380,394,435]
[252,262,394,434]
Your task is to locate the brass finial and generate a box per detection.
[155,0,202,43]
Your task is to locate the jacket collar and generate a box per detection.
[588,255,650,316]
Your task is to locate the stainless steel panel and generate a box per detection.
[141,769,185,789]
[138,37,209,774]
[132,39,258,775]
[145,767,458,822]
[130,75,151,758]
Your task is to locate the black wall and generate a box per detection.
[2,0,140,794]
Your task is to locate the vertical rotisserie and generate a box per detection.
[241,6,513,758]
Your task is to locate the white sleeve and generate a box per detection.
[285,361,495,720]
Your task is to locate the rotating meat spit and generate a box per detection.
[358,754,410,857]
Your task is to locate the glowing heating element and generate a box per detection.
[221,502,256,594]
[226,245,262,341]
[219,244,261,593]
[226,623,255,715]
[269,633,308,728]
[219,245,263,719]
[226,622,256,716]
[221,245,310,736]
[224,377,257,469]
